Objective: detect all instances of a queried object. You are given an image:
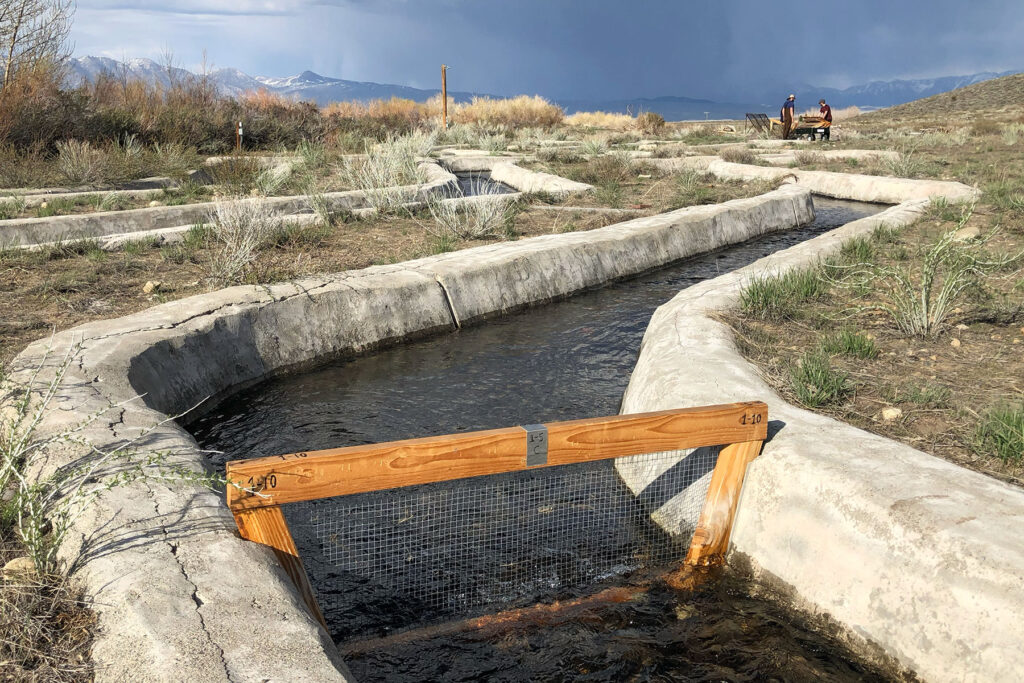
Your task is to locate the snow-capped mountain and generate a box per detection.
[65,56,1021,115]
[65,57,487,104]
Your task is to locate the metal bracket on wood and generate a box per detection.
[521,424,548,466]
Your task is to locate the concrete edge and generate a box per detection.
[616,197,1024,682]
[647,156,980,205]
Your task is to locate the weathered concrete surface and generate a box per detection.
[406,185,813,325]
[0,176,180,196]
[649,156,979,204]
[1,162,458,248]
[7,183,814,681]
[617,199,1024,682]
[437,155,527,172]
[489,162,594,196]
[17,187,168,208]
[11,266,459,682]
[757,149,900,166]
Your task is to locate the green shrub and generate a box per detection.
[788,351,852,407]
[974,403,1024,463]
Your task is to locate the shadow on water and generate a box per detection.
[192,198,909,681]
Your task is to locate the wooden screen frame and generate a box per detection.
[225,401,767,628]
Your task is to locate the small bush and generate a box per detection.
[882,146,923,177]
[719,147,757,165]
[818,330,878,359]
[636,112,665,135]
[795,151,824,166]
[208,196,281,282]
[845,209,1021,337]
[424,188,519,240]
[55,140,104,185]
[740,266,826,320]
[569,153,635,185]
[593,182,624,208]
[206,156,264,195]
[970,120,1001,137]
[788,351,852,407]
[974,403,1024,463]
[581,138,609,156]
[340,133,427,210]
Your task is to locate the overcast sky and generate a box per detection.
[72,0,1024,100]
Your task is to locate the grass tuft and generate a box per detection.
[818,330,878,359]
[973,403,1024,464]
[740,266,826,320]
[788,351,853,407]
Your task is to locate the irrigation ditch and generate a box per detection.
[4,155,1015,682]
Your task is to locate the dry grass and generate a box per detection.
[323,96,440,129]
[452,95,563,128]
[565,111,636,131]
[729,186,1024,483]
[1,533,94,681]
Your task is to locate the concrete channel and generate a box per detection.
[7,159,1011,682]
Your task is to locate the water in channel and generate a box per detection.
[192,197,904,682]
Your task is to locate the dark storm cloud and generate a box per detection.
[73,0,1024,98]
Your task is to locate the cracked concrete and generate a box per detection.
[6,186,812,681]
[616,191,1024,681]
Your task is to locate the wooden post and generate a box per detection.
[684,439,764,566]
[235,121,242,152]
[441,64,448,130]
[231,506,327,630]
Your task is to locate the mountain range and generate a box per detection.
[66,56,1021,121]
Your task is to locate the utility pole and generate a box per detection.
[441,64,449,130]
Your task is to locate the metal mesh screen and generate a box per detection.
[284,447,720,640]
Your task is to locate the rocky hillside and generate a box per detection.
[866,72,1024,118]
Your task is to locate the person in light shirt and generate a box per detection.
[780,94,796,139]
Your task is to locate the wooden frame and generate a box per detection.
[225,401,767,626]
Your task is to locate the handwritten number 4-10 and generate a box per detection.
[740,413,763,425]
[245,474,278,489]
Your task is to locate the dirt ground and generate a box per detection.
[728,193,1024,483]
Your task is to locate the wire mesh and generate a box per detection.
[284,446,720,640]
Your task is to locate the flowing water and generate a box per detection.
[192,198,906,681]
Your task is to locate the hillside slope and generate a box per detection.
[868,72,1024,118]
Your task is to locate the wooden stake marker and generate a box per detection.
[225,401,767,626]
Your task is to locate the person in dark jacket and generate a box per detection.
[815,98,833,141]
[780,94,796,139]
